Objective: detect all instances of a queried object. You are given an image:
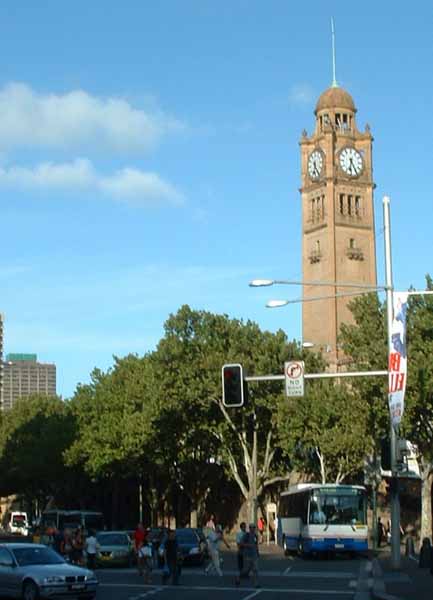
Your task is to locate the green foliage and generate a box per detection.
[277,380,371,483]
[403,276,433,460]
[0,395,74,499]
[339,293,389,442]
[66,354,158,478]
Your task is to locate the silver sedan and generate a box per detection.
[0,543,98,599]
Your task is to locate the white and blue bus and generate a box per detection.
[277,483,368,557]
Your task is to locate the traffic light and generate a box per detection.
[380,438,391,471]
[222,364,245,407]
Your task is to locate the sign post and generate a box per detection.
[284,361,304,397]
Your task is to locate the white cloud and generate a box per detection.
[0,82,185,153]
[288,83,315,106]
[0,159,184,206]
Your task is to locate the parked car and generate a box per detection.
[95,531,133,567]
[0,543,98,599]
[158,528,206,566]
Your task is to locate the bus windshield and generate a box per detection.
[310,488,366,526]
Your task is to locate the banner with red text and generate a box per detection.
[388,291,408,427]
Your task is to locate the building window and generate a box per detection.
[355,196,361,216]
[339,193,345,214]
[349,238,355,249]
[347,194,353,216]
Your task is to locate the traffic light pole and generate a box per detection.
[383,195,401,570]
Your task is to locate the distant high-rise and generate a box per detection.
[1,353,56,411]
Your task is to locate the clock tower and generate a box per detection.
[300,85,377,365]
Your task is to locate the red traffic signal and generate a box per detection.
[222,363,245,407]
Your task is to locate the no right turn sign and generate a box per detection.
[284,361,305,397]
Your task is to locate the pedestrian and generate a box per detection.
[257,516,265,543]
[236,523,259,588]
[85,529,98,570]
[134,522,146,575]
[205,514,216,531]
[235,522,247,578]
[63,531,73,562]
[138,539,153,584]
[71,527,84,565]
[205,525,230,576]
[52,527,64,555]
[377,517,385,548]
[162,529,180,585]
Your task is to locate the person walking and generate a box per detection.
[134,523,146,576]
[236,523,260,588]
[257,517,265,543]
[205,525,230,577]
[85,530,98,570]
[235,522,246,579]
[377,517,385,548]
[162,529,180,585]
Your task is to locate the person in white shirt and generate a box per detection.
[205,525,230,576]
[85,530,99,570]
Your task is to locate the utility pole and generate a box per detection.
[383,195,401,570]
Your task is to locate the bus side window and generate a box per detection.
[301,492,309,524]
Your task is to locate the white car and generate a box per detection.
[0,543,98,599]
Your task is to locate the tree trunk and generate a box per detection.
[420,464,433,544]
[190,508,198,528]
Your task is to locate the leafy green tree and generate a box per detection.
[403,277,433,541]
[153,304,323,522]
[277,380,371,483]
[340,283,433,542]
[66,354,160,526]
[0,395,75,506]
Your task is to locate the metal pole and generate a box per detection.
[383,195,401,570]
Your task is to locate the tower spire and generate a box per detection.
[331,17,338,88]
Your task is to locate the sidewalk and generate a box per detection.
[371,548,432,600]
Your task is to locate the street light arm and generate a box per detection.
[250,278,385,290]
[267,290,377,307]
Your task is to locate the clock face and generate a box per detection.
[308,150,324,180]
[339,147,363,177]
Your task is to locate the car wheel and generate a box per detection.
[22,580,40,600]
[283,536,290,556]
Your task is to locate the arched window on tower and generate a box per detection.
[355,196,361,217]
[347,195,353,216]
[339,194,345,214]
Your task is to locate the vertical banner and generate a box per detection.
[388,291,408,426]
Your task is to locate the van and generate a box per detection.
[7,511,29,535]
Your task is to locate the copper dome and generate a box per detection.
[315,86,356,113]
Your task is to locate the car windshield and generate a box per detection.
[97,534,129,546]
[12,516,26,526]
[13,547,65,566]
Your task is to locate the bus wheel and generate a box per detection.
[297,537,307,559]
[283,536,290,556]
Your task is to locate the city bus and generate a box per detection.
[277,483,368,557]
[40,510,104,534]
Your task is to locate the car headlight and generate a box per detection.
[189,547,200,555]
[43,576,65,583]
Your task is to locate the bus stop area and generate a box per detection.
[371,546,433,600]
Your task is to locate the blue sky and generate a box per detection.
[0,1,432,398]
